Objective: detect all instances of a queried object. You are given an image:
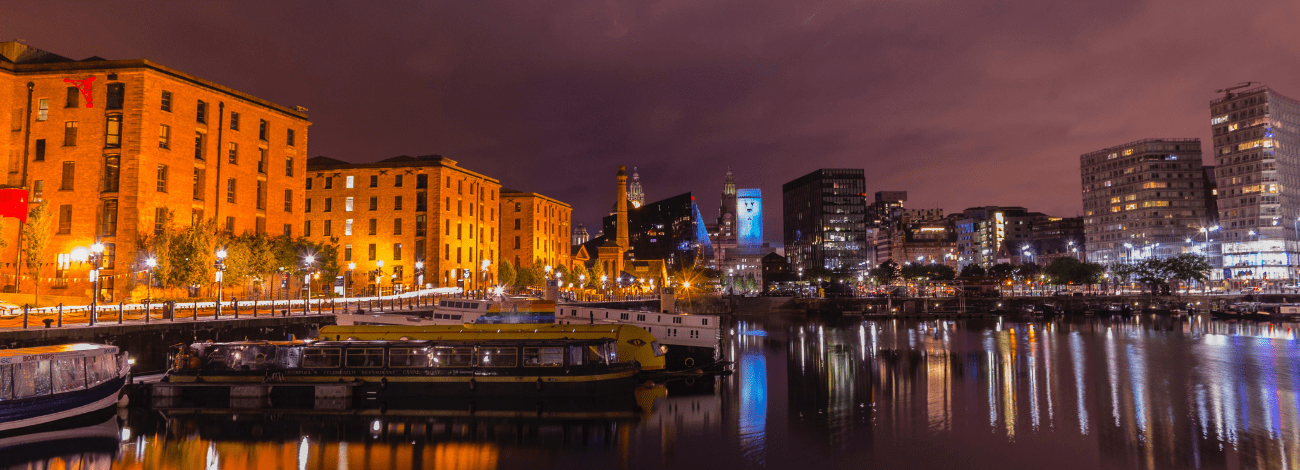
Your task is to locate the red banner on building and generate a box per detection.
[0,188,29,223]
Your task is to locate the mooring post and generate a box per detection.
[118,301,124,324]
[233,299,239,319]
[57,303,64,327]
[144,300,150,324]
[22,304,29,329]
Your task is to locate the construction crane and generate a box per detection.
[1215,82,1258,99]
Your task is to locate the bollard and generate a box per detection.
[22,304,29,329]
[253,300,258,318]
[233,299,239,319]
[144,300,150,324]
[118,301,124,324]
[317,299,322,315]
[57,303,64,328]
[331,299,335,314]
[193,301,198,321]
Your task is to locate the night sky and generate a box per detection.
[7,0,1300,244]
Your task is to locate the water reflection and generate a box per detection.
[7,314,1300,469]
[781,315,1300,470]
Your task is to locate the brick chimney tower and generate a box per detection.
[615,165,629,275]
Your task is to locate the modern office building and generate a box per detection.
[782,169,867,273]
[500,189,572,271]
[1029,217,1085,266]
[0,41,310,302]
[1209,85,1300,281]
[954,206,1048,267]
[304,155,500,294]
[603,192,713,272]
[1080,138,1211,266]
[867,191,907,228]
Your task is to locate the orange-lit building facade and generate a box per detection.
[304,155,500,293]
[499,190,572,271]
[0,42,309,302]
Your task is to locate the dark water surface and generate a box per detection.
[22,314,1300,469]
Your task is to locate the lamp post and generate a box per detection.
[347,262,356,300]
[145,257,157,301]
[463,268,471,297]
[215,248,227,317]
[304,255,315,306]
[374,260,384,297]
[89,242,104,323]
[579,274,586,301]
[481,259,491,299]
[415,261,424,290]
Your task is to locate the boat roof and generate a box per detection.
[305,338,615,348]
[0,343,119,365]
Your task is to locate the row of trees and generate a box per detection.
[867,254,1210,289]
[138,210,339,299]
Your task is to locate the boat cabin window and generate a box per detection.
[431,347,474,367]
[87,355,108,386]
[15,360,52,398]
[478,347,518,367]
[389,347,434,368]
[0,364,12,400]
[53,357,87,393]
[523,347,563,367]
[302,348,342,368]
[568,346,585,366]
[346,348,386,368]
[580,345,609,365]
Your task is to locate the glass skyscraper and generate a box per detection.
[781,169,867,273]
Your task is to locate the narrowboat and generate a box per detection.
[320,323,666,371]
[0,344,130,433]
[164,337,639,397]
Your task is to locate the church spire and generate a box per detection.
[628,166,645,209]
[722,166,736,197]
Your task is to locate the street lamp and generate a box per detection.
[89,242,105,323]
[374,260,384,296]
[303,254,316,303]
[145,257,157,301]
[481,259,491,299]
[215,248,227,316]
[414,261,424,290]
[347,262,357,299]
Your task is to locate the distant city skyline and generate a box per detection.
[7,1,1299,239]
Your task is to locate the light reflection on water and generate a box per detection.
[8,314,1300,469]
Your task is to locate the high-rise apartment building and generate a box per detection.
[304,155,499,294]
[955,206,1048,267]
[1080,138,1211,265]
[782,169,867,273]
[1209,85,1300,281]
[0,42,309,301]
[500,189,572,271]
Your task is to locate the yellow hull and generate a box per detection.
[319,324,666,371]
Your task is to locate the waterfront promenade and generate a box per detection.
[0,287,459,331]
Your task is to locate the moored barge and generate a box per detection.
[164,337,639,399]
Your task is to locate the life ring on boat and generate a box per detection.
[536,377,544,391]
[685,357,695,367]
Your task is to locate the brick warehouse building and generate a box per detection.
[499,189,572,272]
[304,155,500,294]
[0,42,309,302]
